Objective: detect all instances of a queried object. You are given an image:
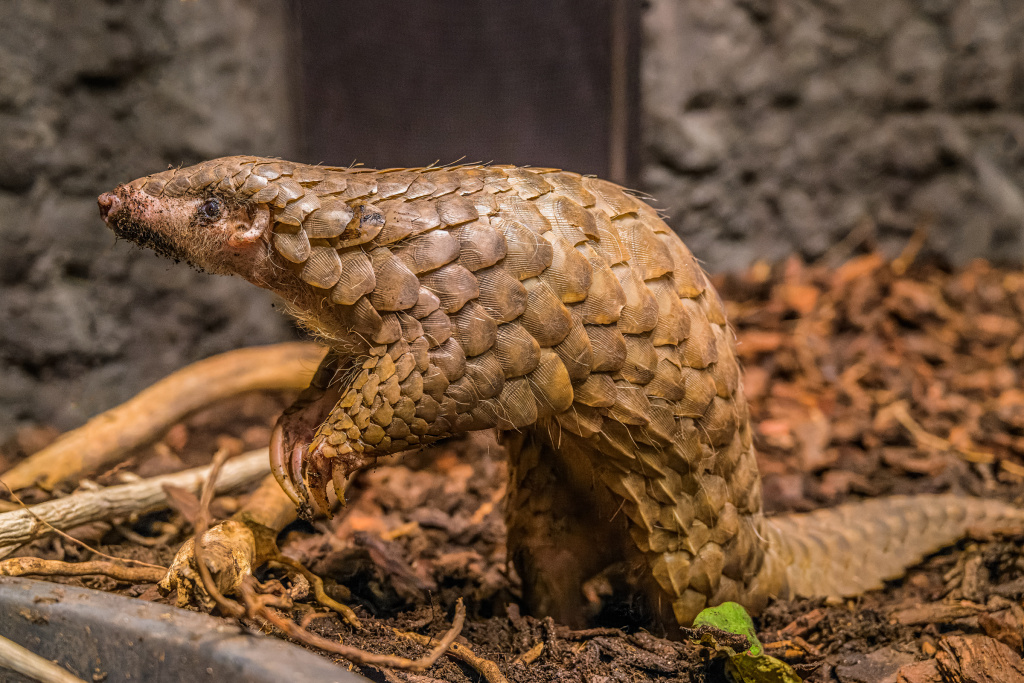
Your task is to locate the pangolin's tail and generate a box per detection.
[758,494,1024,600]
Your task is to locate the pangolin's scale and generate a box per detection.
[137,156,1024,627]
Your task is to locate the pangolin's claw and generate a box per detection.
[332,461,348,507]
[270,422,302,508]
[305,443,334,518]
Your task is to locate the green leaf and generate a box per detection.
[693,601,762,656]
[691,602,804,683]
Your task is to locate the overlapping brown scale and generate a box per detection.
[272,179,305,208]
[586,324,627,372]
[494,323,541,378]
[572,372,617,407]
[311,177,348,196]
[420,263,480,313]
[376,172,418,198]
[573,252,625,324]
[680,298,719,368]
[339,177,377,200]
[712,325,740,398]
[253,161,289,180]
[428,337,466,383]
[272,228,311,263]
[659,234,707,298]
[392,229,460,274]
[277,193,322,226]
[700,289,728,326]
[430,171,461,197]
[435,194,479,226]
[339,297,384,336]
[300,247,343,289]
[520,279,572,347]
[474,266,527,322]
[527,349,574,418]
[404,173,437,199]
[539,234,592,303]
[375,199,441,245]
[236,172,268,197]
[583,177,643,218]
[620,217,674,281]
[647,277,691,346]
[490,378,537,429]
[546,172,596,207]
[303,199,355,238]
[367,247,420,311]
[453,219,507,271]
[251,184,280,204]
[644,351,688,401]
[480,168,514,193]
[373,314,403,345]
[505,168,553,199]
[551,315,593,383]
[420,308,452,347]
[409,289,441,319]
[675,366,718,418]
[619,334,658,385]
[497,218,553,279]
[396,312,423,342]
[336,202,385,248]
[553,402,602,437]
[291,166,326,184]
[535,195,592,245]
[614,265,659,334]
[606,381,653,425]
[450,301,498,357]
[330,251,376,305]
[698,397,739,448]
[463,352,505,400]
[457,170,485,195]
[496,195,552,235]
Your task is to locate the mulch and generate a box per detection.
[3,250,1024,682]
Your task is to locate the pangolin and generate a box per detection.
[98,156,1024,631]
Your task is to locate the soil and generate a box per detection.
[3,251,1024,682]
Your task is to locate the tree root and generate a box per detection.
[397,630,510,683]
[1,342,325,492]
[0,557,166,584]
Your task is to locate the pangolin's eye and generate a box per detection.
[198,198,222,222]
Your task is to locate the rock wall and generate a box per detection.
[0,1,295,440]
[642,0,1024,271]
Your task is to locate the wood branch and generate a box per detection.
[0,558,166,583]
[1,342,325,492]
[0,449,270,558]
[0,633,86,683]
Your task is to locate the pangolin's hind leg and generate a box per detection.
[502,428,652,628]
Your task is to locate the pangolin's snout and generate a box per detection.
[97,192,121,223]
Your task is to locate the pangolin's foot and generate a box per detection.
[271,406,375,522]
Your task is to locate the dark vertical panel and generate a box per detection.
[292,1,639,183]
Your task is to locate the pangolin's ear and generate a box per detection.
[226,204,269,248]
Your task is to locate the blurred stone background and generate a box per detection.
[1,0,1023,441]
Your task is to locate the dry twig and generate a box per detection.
[397,630,509,683]
[0,633,86,683]
[0,449,270,558]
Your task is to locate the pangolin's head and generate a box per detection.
[98,156,277,278]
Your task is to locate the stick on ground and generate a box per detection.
[0,449,270,558]
[0,633,86,683]
[1,342,324,492]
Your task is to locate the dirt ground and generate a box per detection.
[4,250,1024,682]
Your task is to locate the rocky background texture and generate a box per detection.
[642,0,1024,270]
[0,1,295,440]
